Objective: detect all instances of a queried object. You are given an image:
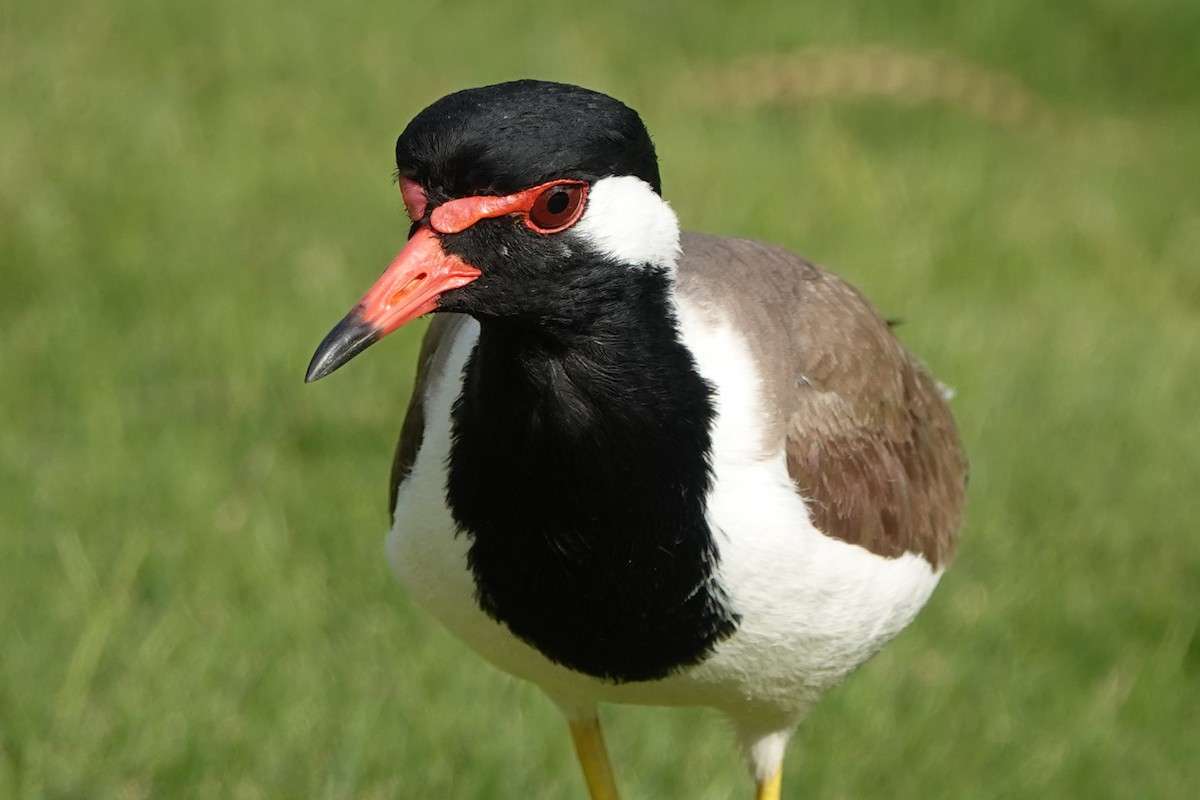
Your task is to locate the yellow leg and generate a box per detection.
[755,765,783,800]
[568,716,621,800]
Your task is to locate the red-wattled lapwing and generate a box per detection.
[306,80,966,800]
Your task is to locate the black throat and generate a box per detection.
[445,268,738,683]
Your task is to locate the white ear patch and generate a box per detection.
[571,176,681,270]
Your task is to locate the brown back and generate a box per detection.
[675,232,967,567]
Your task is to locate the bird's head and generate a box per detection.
[305,80,681,382]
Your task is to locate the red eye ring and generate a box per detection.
[526,182,587,233]
[429,179,589,235]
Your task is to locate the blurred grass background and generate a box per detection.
[3,0,1198,797]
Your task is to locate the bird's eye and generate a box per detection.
[527,183,587,233]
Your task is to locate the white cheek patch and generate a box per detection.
[571,175,681,270]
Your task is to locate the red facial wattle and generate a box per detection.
[399,176,428,221]
[431,180,588,234]
[306,178,588,382]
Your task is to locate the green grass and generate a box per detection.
[3,1,1198,797]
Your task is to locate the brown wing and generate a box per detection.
[676,232,967,568]
[388,313,473,516]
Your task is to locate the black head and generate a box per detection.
[306,80,677,382]
[395,80,661,203]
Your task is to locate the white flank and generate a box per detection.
[670,298,944,777]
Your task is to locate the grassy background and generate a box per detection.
[3,0,1198,797]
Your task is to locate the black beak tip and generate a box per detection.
[304,309,379,384]
[303,359,333,384]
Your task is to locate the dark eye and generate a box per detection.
[527,183,587,233]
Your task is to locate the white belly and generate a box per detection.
[386,312,941,721]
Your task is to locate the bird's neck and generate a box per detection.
[465,267,685,406]
[446,269,739,683]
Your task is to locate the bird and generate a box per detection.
[305,79,966,800]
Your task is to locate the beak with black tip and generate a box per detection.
[305,228,481,382]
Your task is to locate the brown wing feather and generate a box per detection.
[388,313,472,515]
[676,232,967,568]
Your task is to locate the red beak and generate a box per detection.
[305,228,481,382]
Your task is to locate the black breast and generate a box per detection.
[445,289,739,683]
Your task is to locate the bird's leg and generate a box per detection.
[754,766,783,800]
[567,715,621,800]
